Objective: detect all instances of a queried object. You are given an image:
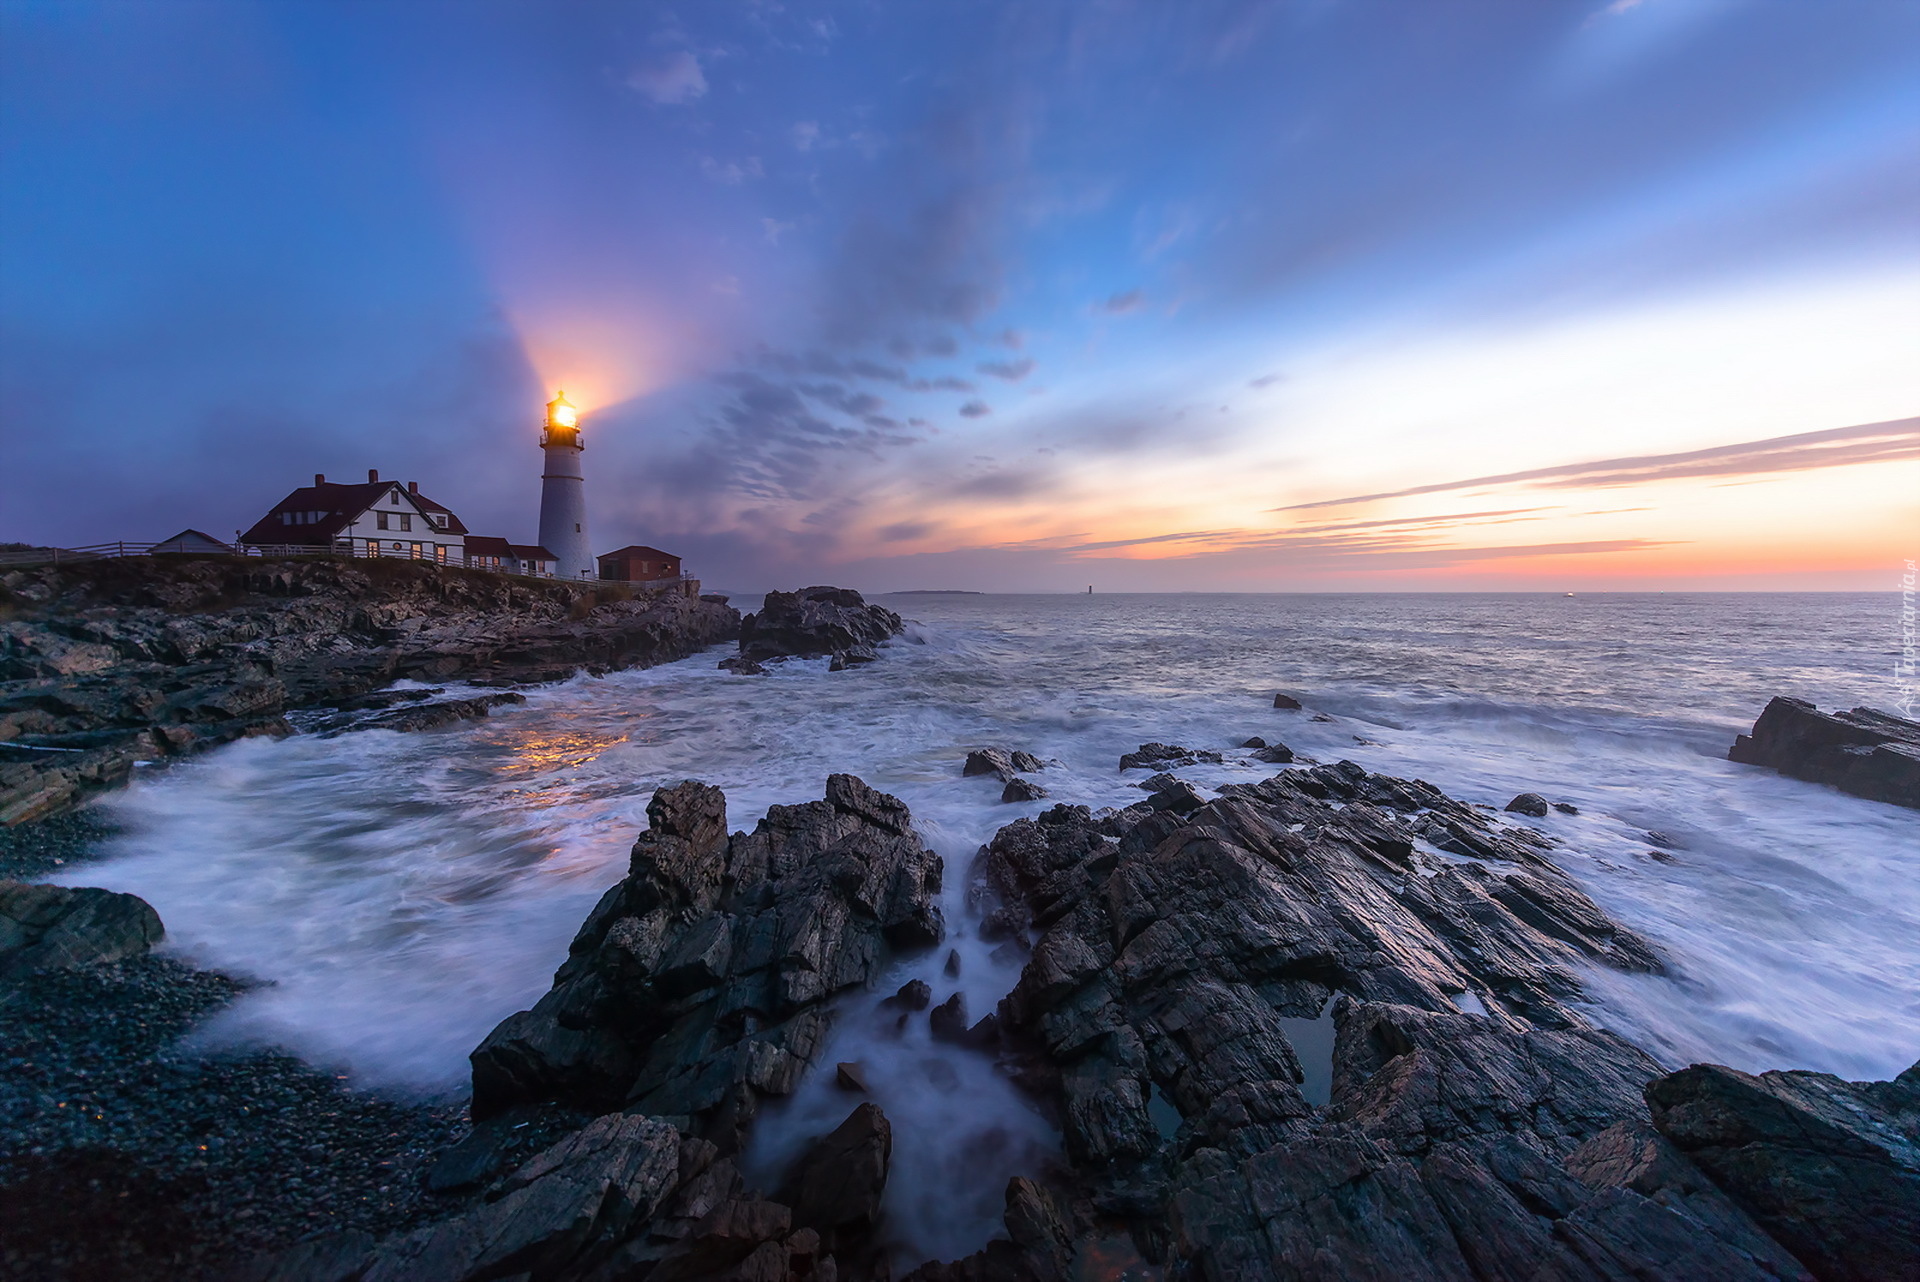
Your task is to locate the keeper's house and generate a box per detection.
[598,545,682,583]
[240,471,469,563]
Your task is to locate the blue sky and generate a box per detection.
[3,0,1916,590]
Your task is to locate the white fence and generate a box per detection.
[0,540,697,591]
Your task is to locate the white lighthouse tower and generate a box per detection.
[537,390,594,579]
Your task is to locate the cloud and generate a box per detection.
[792,121,822,151]
[978,357,1036,381]
[1275,416,1920,511]
[700,156,763,185]
[762,218,795,245]
[627,51,707,104]
[1099,289,1145,314]
[958,399,992,417]
[996,329,1024,349]
[879,520,934,542]
[1247,373,1283,389]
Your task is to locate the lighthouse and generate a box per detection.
[537,390,594,579]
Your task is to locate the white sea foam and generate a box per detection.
[62,591,1920,1259]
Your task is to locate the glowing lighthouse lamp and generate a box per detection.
[537,390,594,579]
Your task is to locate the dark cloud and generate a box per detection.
[1248,373,1284,388]
[958,399,992,417]
[1274,417,1920,511]
[978,357,1036,381]
[923,334,959,356]
[879,520,935,542]
[953,468,1048,498]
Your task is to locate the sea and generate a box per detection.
[56,591,1920,1261]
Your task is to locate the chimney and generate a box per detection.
[368,468,379,483]
[314,473,325,486]
[408,481,418,494]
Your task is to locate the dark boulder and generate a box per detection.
[928,992,969,1043]
[1273,693,1303,710]
[1505,792,1550,818]
[1729,696,1920,808]
[884,978,933,1011]
[0,880,164,979]
[1554,802,1580,815]
[966,747,1045,782]
[737,586,903,663]
[1645,1060,1920,1281]
[1002,777,1049,804]
[1117,742,1223,771]
[717,656,767,675]
[1242,737,1268,749]
[469,776,943,1142]
[779,1103,893,1238]
[1251,742,1295,764]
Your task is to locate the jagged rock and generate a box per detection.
[1144,779,1205,814]
[1251,743,1294,764]
[317,692,526,736]
[835,1062,869,1093]
[1729,696,1920,809]
[929,992,969,1043]
[1554,802,1580,815]
[737,586,903,663]
[957,759,1858,1279]
[1505,792,1550,817]
[884,978,933,1011]
[779,1103,893,1238]
[1117,742,1223,771]
[0,880,164,979]
[1273,693,1303,710]
[1645,1060,1920,1281]
[1002,777,1049,804]
[469,776,943,1143]
[965,747,1045,782]
[359,1113,681,1282]
[718,656,768,675]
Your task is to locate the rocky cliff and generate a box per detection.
[0,555,740,824]
[1729,696,1920,809]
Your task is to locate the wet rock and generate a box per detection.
[1143,779,1205,814]
[1273,693,1303,710]
[1505,792,1550,818]
[966,747,1045,782]
[944,949,962,978]
[1554,802,1580,815]
[319,692,526,736]
[1646,1059,1920,1281]
[1251,743,1294,764]
[929,992,969,1043]
[0,879,164,978]
[737,586,903,664]
[357,1112,681,1282]
[885,979,934,1011]
[779,1103,893,1239]
[1002,777,1049,804]
[1242,737,1268,749]
[1729,695,1920,809]
[718,656,767,675]
[968,759,1851,1278]
[835,1062,869,1093]
[469,776,943,1140]
[1118,742,1223,771]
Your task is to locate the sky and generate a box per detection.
[1,0,1916,592]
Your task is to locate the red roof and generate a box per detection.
[240,480,467,546]
[509,545,557,562]
[463,535,513,557]
[598,545,679,561]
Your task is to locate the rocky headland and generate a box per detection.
[226,756,1915,1282]
[0,555,741,824]
[726,587,905,674]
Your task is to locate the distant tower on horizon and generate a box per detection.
[537,390,594,579]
